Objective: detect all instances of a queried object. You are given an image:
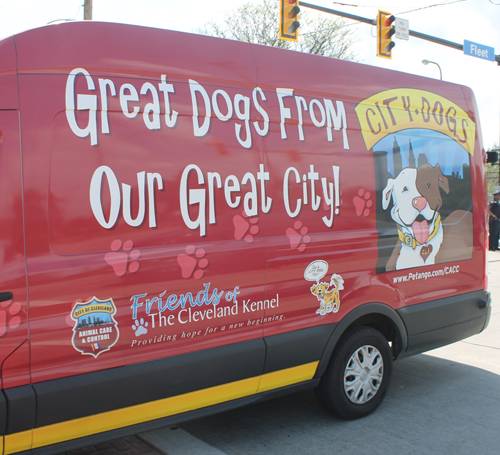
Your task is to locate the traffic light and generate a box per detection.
[377,10,396,59]
[280,0,300,42]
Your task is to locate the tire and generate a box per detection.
[315,326,393,420]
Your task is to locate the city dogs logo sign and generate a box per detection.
[71,297,120,357]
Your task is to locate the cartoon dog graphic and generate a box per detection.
[311,274,344,315]
[382,163,472,271]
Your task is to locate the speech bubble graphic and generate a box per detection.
[304,260,328,283]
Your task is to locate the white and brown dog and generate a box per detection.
[310,274,344,315]
[383,164,449,270]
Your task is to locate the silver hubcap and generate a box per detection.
[344,345,384,404]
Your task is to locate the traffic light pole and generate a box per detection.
[299,1,500,65]
[300,2,374,26]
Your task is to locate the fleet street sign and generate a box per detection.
[464,40,495,62]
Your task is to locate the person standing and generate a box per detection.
[489,187,500,251]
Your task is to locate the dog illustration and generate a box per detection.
[383,163,472,271]
[310,274,344,315]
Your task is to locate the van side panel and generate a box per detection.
[0,109,30,453]
[15,25,268,388]
[0,37,19,109]
[0,22,488,454]
[251,43,486,360]
[0,110,29,387]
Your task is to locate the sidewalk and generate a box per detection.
[488,249,500,273]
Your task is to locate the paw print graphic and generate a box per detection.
[353,189,373,217]
[177,245,209,279]
[105,240,141,277]
[0,299,22,337]
[132,318,148,336]
[286,221,311,252]
[233,212,260,243]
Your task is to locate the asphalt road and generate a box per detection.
[68,252,500,455]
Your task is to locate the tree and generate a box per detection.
[194,0,358,61]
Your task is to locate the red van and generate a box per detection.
[0,21,490,454]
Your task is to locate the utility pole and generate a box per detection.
[84,0,93,20]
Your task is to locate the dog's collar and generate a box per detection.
[398,214,441,250]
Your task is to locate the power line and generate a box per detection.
[398,0,467,15]
[331,0,467,15]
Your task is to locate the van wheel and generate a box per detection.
[315,326,392,420]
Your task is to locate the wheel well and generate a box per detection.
[347,313,403,359]
[315,304,408,379]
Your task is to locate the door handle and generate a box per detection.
[0,292,13,302]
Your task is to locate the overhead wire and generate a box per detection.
[331,0,468,15]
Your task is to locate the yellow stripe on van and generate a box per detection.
[257,362,318,393]
[4,361,318,454]
[4,431,31,453]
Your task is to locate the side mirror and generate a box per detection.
[487,151,499,164]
